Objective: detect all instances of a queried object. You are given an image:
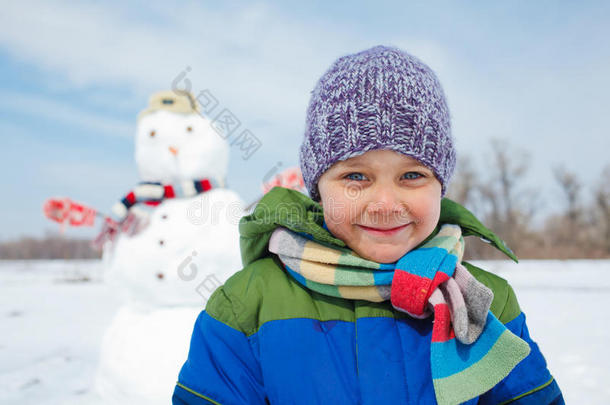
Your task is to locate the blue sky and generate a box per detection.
[1,0,609,240]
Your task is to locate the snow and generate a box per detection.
[105,189,243,307]
[471,259,610,403]
[95,305,200,405]
[1,259,609,404]
[0,260,121,404]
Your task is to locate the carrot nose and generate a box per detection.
[169,146,179,156]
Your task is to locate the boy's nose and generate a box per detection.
[365,201,406,215]
[365,188,407,215]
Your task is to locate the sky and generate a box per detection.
[1,0,609,240]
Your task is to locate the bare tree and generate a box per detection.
[539,167,587,258]
[474,139,539,257]
[0,233,101,260]
[553,166,582,231]
[593,165,610,254]
[447,156,478,209]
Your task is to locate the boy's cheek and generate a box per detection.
[321,197,345,223]
[420,197,443,240]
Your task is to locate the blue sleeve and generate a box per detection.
[172,310,267,405]
[478,312,564,404]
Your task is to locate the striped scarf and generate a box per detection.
[110,178,219,222]
[269,224,530,405]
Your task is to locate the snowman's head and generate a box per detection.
[135,91,229,184]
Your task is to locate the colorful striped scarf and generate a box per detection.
[110,178,220,222]
[268,224,530,405]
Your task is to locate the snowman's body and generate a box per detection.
[96,91,244,404]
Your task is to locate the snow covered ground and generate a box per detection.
[474,259,610,404]
[0,260,121,404]
[1,259,609,404]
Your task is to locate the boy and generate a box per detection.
[173,46,563,404]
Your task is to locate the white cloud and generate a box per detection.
[39,160,138,191]
[0,1,458,152]
[0,1,354,123]
[0,91,133,137]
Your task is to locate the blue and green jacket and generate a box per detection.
[174,187,563,404]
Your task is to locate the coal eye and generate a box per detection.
[186,126,193,132]
[149,130,156,138]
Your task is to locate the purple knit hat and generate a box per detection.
[299,45,455,200]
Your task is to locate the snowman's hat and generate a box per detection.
[138,90,199,120]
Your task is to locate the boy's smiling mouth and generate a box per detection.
[357,223,410,237]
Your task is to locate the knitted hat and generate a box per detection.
[299,45,455,200]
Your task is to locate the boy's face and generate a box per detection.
[318,149,442,263]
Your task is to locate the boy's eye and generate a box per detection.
[402,172,423,180]
[345,172,367,181]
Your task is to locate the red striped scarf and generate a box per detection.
[110,179,219,222]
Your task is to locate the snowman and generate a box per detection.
[95,90,244,404]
